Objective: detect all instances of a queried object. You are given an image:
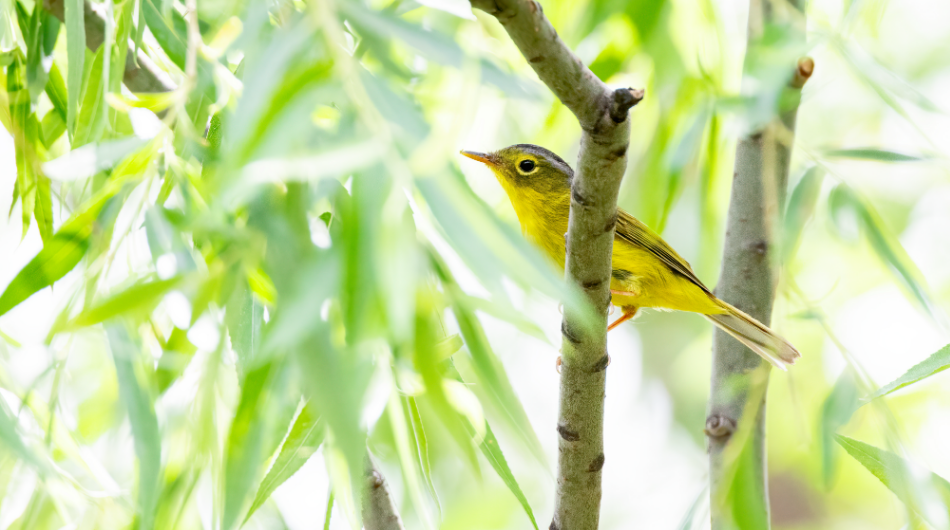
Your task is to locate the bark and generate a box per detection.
[42,0,175,93]
[705,1,812,527]
[468,1,642,529]
[362,462,405,530]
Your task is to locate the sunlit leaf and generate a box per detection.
[226,278,264,369]
[825,148,923,162]
[65,276,185,330]
[33,175,53,244]
[73,46,108,147]
[0,223,91,317]
[782,166,823,261]
[244,401,325,525]
[837,436,950,528]
[820,369,861,489]
[867,344,950,401]
[45,137,148,181]
[156,327,197,393]
[107,324,162,530]
[340,2,538,98]
[64,0,85,137]
[476,422,539,530]
[223,362,275,530]
[828,184,943,324]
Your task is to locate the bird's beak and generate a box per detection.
[460,150,497,166]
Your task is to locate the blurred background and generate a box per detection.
[2,0,950,528]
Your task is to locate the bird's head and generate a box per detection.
[461,144,573,197]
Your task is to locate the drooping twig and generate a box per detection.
[43,0,175,93]
[468,2,642,529]
[362,462,405,530]
[705,2,812,527]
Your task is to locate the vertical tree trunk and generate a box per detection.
[706,1,811,528]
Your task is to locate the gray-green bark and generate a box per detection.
[706,1,812,527]
[468,1,642,529]
[43,0,175,93]
[362,462,405,530]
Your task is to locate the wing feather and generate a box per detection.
[614,209,712,294]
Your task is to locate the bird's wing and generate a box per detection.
[614,209,712,294]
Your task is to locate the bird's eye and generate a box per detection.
[518,159,536,173]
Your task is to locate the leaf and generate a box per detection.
[340,2,537,98]
[65,0,85,137]
[782,166,823,261]
[65,276,185,330]
[223,363,275,530]
[867,344,950,401]
[33,175,53,244]
[476,422,539,530]
[836,435,950,528]
[156,327,197,393]
[825,148,923,162]
[0,223,91,317]
[45,63,68,121]
[244,401,325,525]
[107,324,162,530]
[386,392,434,530]
[820,369,861,488]
[677,486,709,530]
[0,399,45,471]
[73,46,108,148]
[226,277,264,369]
[448,289,546,465]
[830,184,943,325]
[406,396,440,514]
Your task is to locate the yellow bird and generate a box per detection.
[462,144,799,368]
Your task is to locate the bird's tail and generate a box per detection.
[704,301,800,370]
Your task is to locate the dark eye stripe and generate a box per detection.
[519,159,536,172]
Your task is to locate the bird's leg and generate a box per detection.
[607,306,639,331]
[610,289,639,297]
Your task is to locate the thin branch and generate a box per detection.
[470,2,642,529]
[362,462,405,530]
[43,0,175,93]
[705,3,813,528]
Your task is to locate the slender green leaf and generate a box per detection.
[830,184,942,324]
[223,362,275,530]
[65,0,85,136]
[45,60,68,121]
[33,175,53,244]
[244,402,325,525]
[867,344,950,401]
[782,166,824,261]
[837,435,950,527]
[0,225,91,317]
[0,399,45,471]
[226,278,264,369]
[7,52,36,238]
[107,324,162,530]
[340,2,537,98]
[43,137,148,181]
[475,422,539,530]
[66,276,184,330]
[820,369,861,488]
[406,396,440,514]
[825,148,923,162]
[73,47,108,148]
[323,491,334,530]
[156,327,197,393]
[386,392,434,530]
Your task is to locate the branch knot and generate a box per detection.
[704,414,736,439]
[608,87,645,123]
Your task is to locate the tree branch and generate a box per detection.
[470,2,642,529]
[706,3,813,527]
[362,462,405,530]
[43,0,175,93]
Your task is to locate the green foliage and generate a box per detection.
[1,0,949,528]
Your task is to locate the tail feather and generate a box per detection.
[704,302,800,370]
